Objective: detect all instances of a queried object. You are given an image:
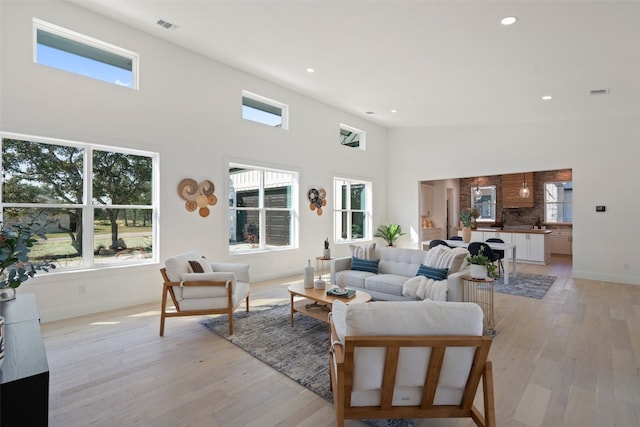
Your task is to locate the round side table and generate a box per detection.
[315,256,334,283]
[461,274,496,336]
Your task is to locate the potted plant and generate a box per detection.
[374,223,405,247]
[466,245,498,279]
[0,221,55,301]
[459,209,473,242]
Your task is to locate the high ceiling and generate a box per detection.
[68,0,640,128]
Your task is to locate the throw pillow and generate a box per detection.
[351,257,380,274]
[416,264,449,281]
[349,243,377,260]
[188,258,213,274]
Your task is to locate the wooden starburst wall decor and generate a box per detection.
[178,179,218,217]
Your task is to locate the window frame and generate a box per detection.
[241,90,289,129]
[228,161,298,254]
[339,123,365,150]
[33,18,140,90]
[333,177,372,243]
[1,132,158,271]
[544,181,573,224]
[471,185,497,222]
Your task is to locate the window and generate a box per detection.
[333,177,372,242]
[471,185,497,221]
[1,133,157,271]
[339,124,365,150]
[33,18,139,89]
[544,181,573,223]
[242,91,288,129]
[228,163,298,253]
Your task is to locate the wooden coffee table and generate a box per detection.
[288,282,371,326]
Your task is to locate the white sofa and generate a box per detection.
[330,245,470,302]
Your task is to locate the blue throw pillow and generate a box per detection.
[416,264,449,281]
[351,257,380,274]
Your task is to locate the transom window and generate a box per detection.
[339,124,365,150]
[241,91,289,129]
[333,177,372,242]
[1,133,157,271]
[228,163,298,253]
[545,181,573,223]
[33,18,139,89]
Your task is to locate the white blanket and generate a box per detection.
[402,276,448,301]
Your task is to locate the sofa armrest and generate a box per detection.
[446,268,469,302]
[330,257,352,285]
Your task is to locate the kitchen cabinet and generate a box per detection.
[422,228,442,241]
[550,229,572,255]
[512,232,549,264]
[502,172,534,208]
[421,184,434,217]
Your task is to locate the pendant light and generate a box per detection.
[519,172,530,198]
[473,177,483,202]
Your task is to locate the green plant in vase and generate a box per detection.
[374,223,406,247]
[0,221,55,300]
[466,245,498,279]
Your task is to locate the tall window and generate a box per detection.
[1,133,157,271]
[333,177,372,242]
[228,163,298,253]
[33,18,139,89]
[241,91,289,129]
[545,181,573,223]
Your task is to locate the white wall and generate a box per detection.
[0,1,388,321]
[387,119,640,286]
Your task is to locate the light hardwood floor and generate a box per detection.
[42,256,640,427]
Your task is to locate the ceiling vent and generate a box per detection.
[156,19,176,30]
[590,89,609,95]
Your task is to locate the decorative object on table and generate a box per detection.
[466,245,499,279]
[459,209,473,243]
[307,187,327,216]
[374,223,405,247]
[323,237,330,259]
[326,287,355,298]
[471,207,480,229]
[0,221,56,302]
[177,178,217,217]
[303,259,314,289]
[314,277,326,290]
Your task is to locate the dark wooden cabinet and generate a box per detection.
[0,293,49,426]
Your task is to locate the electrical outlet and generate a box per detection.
[79,284,87,295]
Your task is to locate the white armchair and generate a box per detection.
[159,251,250,335]
[329,300,495,427]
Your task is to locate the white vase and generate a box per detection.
[470,264,488,279]
[303,260,314,289]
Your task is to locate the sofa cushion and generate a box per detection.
[416,264,449,281]
[425,245,469,275]
[164,251,203,282]
[188,258,213,273]
[211,262,250,283]
[402,276,448,301]
[375,247,427,277]
[350,243,377,260]
[335,270,376,289]
[364,274,406,296]
[351,257,380,274]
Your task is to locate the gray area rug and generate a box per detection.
[493,272,557,299]
[201,304,416,427]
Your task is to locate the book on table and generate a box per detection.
[327,287,356,298]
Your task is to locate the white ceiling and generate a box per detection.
[68,0,640,128]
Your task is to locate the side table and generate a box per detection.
[315,256,333,283]
[461,275,496,336]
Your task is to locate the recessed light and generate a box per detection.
[391,109,398,113]
[500,16,517,26]
[306,68,315,73]
[542,95,553,101]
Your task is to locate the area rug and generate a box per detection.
[493,272,557,299]
[201,304,417,427]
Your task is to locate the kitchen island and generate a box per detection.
[460,227,551,265]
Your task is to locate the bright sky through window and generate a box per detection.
[37,44,132,87]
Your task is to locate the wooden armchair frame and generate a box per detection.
[329,318,495,427]
[159,267,249,336]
